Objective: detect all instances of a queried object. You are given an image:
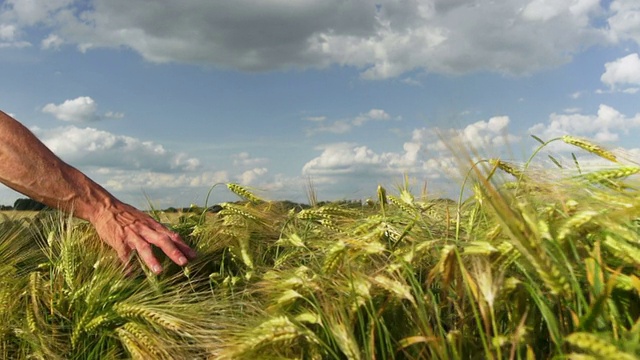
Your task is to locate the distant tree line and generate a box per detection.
[0,198,49,211]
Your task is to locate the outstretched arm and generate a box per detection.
[0,110,196,273]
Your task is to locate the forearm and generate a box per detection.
[0,110,115,222]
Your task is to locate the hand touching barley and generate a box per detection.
[0,110,196,273]
[91,201,197,274]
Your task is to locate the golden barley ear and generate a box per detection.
[561,136,618,163]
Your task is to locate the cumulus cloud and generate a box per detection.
[41,33,63,49]
[0,0,71,47]
[237,167,268,185]
[42,97,100,122]
[303,115,518,181]
[0,0,620,79]
[232,152,269,168]
[31,125,201,172]
[0,23,30,48]
[104,111,125,119]
[102,169,228,191]
[0,23,17,40]
[600,53,640,92]
[425,116,519,152]
[307,108,396,135]
[42,96,125,122]
[608,0,640,44]
[2,0,73,26]
[301,115,522,202]
[304,116,326,122]
[528,104,640,143]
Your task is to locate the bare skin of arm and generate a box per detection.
[0,110,196,274]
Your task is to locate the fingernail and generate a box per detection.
[153,265,162,274]
[178,256,187,265]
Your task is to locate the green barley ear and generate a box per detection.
[227,316,305,357]
[227,183,262,204]
[322,241,346,274]
[561,136,618,162]
[378,185,388,215]
[489,159,524,179]
[565,332,636,360]
[577,166,640,186]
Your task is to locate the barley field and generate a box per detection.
[1,136,640,359]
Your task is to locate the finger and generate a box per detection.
[137,226,194,265]
[112,240,132,266]
[167,232,198,259]
[141,230,189,267]
[175,240,198,259]
[142,221,197,260]
[129,233,164,274]
[123,250,137,276]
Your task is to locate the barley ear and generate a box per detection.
[561,136,617,162]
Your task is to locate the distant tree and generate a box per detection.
[13,198,47,211]
[0,205,12,210]
[208,205,223,213]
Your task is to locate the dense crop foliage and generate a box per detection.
[1,136,640,359]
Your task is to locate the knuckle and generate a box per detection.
[135,241,153,253]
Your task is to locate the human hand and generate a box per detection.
[90,201,197,274]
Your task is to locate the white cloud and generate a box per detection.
[0,24,17,41]
[303,115,518,181]
[528,104,640,143]
[570,91,584,99]
[352,108,393,126]
[42,96,125,122]
[42,96,100,122]
[0,0,618,79]
[601,53,640,91]
[426,116,518,152]
[41,33,63,49]
[232,152,269,168]
[608,0,640,44]
[303,143,384,176]
[308,108,397,135]
[104,111,125,119]
[0,23,30,48]
[308,120,352,135]
[237,167,268,185]
[304,116,326,122]
[2,0,73,26]
[522,0,566,22]
[401,77,422,87]
[101,169,229,191]
[31,125,201,172]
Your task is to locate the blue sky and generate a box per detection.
[1,0,640,208]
